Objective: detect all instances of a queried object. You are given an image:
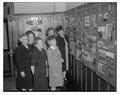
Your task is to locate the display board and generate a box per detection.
[82,4,97,71]
[96,3,116,87]
[65,3,117,87]
[65,17,77,56]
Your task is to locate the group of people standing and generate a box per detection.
[15,25,69,91]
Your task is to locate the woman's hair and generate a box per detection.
[55,25,64,34]
[17,40,22,46]
[46,35,55,47]
[19,33,27,40]
[37,28,42,33]
[33,37,42,46]
[47,35,55,42]
[18,33,27,43]
[26,30,35,37]
[46,27,54,36]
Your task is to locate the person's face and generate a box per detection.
[48,30,54,36]
[28,33,34,44]
[35,32,39,38]
[36,40,43,49]
[49,39,56,47]
[38,32,43,39]
[58,29,64,37]
[20,36,28,45]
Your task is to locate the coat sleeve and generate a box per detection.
[47,49,54,68]
[15,47,24,72]
[65,35,70,53]
[31,50,37,66]
[43,49,48,61]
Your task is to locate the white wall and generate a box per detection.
[14,2,86,14]
[65,2,86,11]
[14,2,66,14]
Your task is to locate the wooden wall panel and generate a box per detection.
[12,13,65,49]
[82,65,85,90]
[93,71,98,91]
[87,67,91,91]
[4,51,11,73]
[100,78,108,91]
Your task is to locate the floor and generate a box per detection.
[3,76,79,92]
[3,77,17,91]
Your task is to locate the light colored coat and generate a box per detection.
[47,46,63,88]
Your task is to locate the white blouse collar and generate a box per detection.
[50,46,57,50]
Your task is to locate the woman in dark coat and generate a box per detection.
[31,38,48,91]
[15,34,33,91]
[55,25,69,80]
[26,30,35,90]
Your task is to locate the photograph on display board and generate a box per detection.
[85,16,90,27]
[97,40,114,50]
[82,30,88,51]
[84,52,96,63]
[90,14,97,27]
[87,35,96,54]
[89,27,97,35]
[106,23,114,41]
[98,26,107,40]
[82,31,97,55]
[98,62,105,74]
[97,62,115,86]
[25,16,43,32]
[82,50,96,70]
[85,14,97,27]
[97,48,115,86]
[97,49,115,76]
[98,49,114,63]
[69,40,76,56]
[98,12,111,23]
[75,36,82,59]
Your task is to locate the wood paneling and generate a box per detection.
[87,67,91,91]
[4,50,11,74]
[93,71,98,91]
[100,78,108,91]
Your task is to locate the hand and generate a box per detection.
[46,62,48,77]
[46,68,48,77]
[61,58,64,63]
[31,66,35,75]
[21,71,25,77]
[46,71,48,77]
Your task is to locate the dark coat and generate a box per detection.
[31,48,48,91]
[56,35,69,71]
[28,44,35,53]
[15,44,33,90]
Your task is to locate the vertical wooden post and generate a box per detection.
[98,77,101,91]
[91,71,93,91]
[8,18,14,82]
[85,67,87,91]
[107,84,110,91]
[81,61,83,90]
